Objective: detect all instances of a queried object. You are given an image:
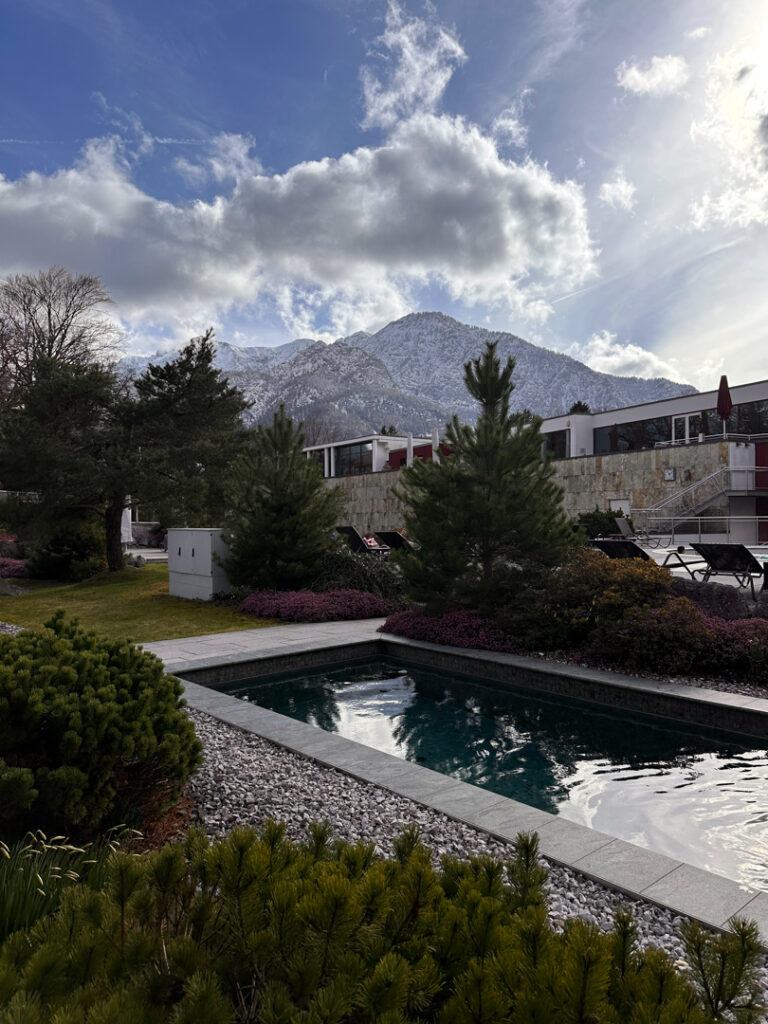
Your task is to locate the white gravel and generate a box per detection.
[187,707,768,1000]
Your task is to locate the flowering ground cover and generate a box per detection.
[240,588,399,622]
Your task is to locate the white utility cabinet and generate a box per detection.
[167,528,230,601]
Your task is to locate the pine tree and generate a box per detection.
[0,330,249,571]
[396,341,573,615]
[223,405,344,589]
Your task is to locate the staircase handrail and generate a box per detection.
[648,467,730,512]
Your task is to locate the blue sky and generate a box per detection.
[1,0,767,387]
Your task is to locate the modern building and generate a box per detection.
[304,430,441,478]
[540,378,768,542]
[306,378,768,543]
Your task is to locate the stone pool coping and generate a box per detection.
[143,620,768,941]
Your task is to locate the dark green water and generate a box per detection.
[226,661,768,889]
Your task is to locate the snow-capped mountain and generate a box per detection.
[350,312,695,421]
[120,312,695,436]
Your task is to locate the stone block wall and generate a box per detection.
[551,442,729,517]
[324,470,408,533]
[327,442,735,531]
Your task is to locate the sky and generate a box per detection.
[1,0,767,389]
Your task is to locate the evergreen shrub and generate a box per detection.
[312,547,405,602]
[26,514,107,581]
[380,609,522,653]
[573,506,631,539]
[0,557,27,578]
[0,612,201,837]
[240,589,399,622]
[0,824,761,1023]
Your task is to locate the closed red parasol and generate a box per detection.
[717,375,733,436]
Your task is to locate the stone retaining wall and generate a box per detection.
[548,442,729,516]
[326,442,732,529]
[324,471,408,533]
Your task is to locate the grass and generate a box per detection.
[0,564,272,642]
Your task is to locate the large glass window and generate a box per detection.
[543,429,569,459]
[593,415,671,454]
[335,442,373,476]
[736,399,768,434]
[688,408,719,436]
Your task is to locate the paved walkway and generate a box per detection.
[143,618,385,674]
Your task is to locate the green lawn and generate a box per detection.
[0,565,273,642]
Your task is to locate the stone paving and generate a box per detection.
[145,619,768,940]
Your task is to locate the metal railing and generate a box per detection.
[628,514,768,546]
[633,467,768,533]
[654,432,768,448]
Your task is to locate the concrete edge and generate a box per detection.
[180,673,767,940]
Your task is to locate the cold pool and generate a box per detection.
[225,660,768,889]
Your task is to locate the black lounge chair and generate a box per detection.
[335,525,390,557]
[590,539,650,561]
[689,542,766,599]
[375,530,415,551]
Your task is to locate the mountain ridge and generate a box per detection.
[120,312,696,436]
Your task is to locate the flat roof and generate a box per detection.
[304,433,433,451]
[542,375,768,429]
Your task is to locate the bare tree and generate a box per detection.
[301,412,344,446]
[0,266,120,405]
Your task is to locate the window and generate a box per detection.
[335,442,373,476]
[593,415,671,454]
[543,429,569,459]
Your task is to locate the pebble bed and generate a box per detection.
[188,707,768,998]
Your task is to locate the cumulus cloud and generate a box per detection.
[617,55,690,96]
[687,26,711,40]
[598,170,637,211]
[689,49,768,228]
[575,330,682,379]
[0,113,597,342]
[361,1,466,130]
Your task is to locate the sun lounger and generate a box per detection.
[613,517,670,548]
[335,525,390,557]
[375,530,416,550]
[590,539,650,561]
[689,542,766,599]
[660,547,706,579]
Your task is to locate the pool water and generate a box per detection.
[226,661,768,889]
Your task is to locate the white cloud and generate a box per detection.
[175,132,263,186]
[492,91,532,148]
[689,49,768,228]
[0,114,597,344]
[598,171,637,211]
[361,1,466,130]
[687,26,711,41]
[616,55,690,96]
[575,331,683,379]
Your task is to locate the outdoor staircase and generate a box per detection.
[633,467,768,533]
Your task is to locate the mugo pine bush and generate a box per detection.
[0,825,762,1023]
[0,612,201,837]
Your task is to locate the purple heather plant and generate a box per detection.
[380,609,521,653]
[0,557,28,579]
[240,589,399,623]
